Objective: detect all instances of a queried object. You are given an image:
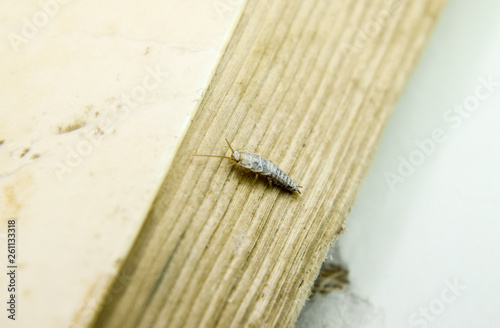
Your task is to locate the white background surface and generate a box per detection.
[297,0,500,327]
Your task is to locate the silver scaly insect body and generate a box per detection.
[194,139,301,194]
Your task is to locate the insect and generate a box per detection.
[312,263,349,295]
[194,139,302,194]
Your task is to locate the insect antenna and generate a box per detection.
[193,138,235,160]
[225,138,235,153]
[193,154,233,160]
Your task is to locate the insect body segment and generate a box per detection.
[194,139,301,194]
